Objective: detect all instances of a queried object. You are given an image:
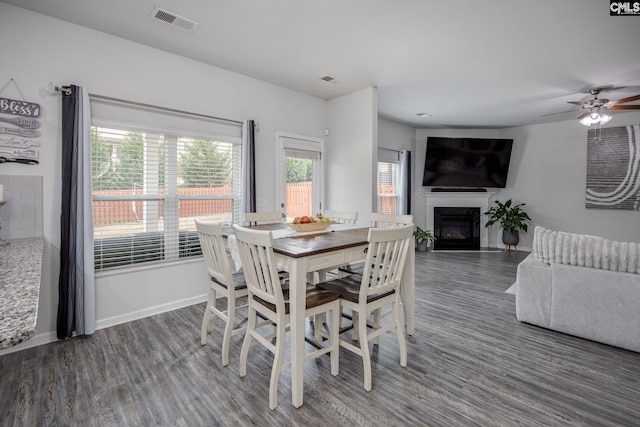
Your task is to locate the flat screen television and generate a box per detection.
[422,137,514,188]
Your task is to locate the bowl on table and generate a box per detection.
[286,221,334,232]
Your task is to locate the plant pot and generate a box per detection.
[416,241,429,252]
[502,230,520,246]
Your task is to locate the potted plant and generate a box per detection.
[484,199,531,251]
[415,226,436,252]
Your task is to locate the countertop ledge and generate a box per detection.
[0,237,44,349]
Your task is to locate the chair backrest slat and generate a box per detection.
[360,225,413,301]
[243,211,283,226]
[195,219,234,285]
[324,210,358,224]
[233,224,285,310]
[371,213,414,228]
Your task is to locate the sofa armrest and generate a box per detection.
[516,253,552,327]
[550,263,640,353]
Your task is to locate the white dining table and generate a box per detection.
[229,223,415,408]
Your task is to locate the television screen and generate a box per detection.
[422,137,513,188]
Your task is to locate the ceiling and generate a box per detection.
[4,0,640,128]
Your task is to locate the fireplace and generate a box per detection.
[433,207,480,250]
[425,191,494,249]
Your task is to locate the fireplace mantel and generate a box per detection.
[424,191,495,248]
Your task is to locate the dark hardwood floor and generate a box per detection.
[2,250,640,426]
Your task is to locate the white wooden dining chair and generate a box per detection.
[316,210,358,281]
[233,224,341,410]
[338,213,414,278]
[195,219,250,367]
[323,210,358,224]
[243,211,283,226]
[316,224,413,391]
[371,213,414,228]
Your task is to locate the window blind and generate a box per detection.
[91,104,242,271]
[284,148,321,160]
[377,161,399,215]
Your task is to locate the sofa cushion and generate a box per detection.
[531,226,639,275]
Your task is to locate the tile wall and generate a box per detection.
[0,175,43,240]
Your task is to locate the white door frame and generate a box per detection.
[275,131,324,217]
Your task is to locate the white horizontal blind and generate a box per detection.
[284,148,321,160]
[377,161,399,215]
[91,119,242,270]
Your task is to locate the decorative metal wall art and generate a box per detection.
[585,124,640,210]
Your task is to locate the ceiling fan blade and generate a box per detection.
[577,110,591,120]
[567,101,585,106]
[609,105,640,110]
[608,94,640,106]
[541,109,578,117]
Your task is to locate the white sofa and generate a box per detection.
[515,226,640,353]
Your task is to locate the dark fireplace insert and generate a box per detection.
[433,207,480,250]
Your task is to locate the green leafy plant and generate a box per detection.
[484,199,531,233]
[415,226,436,246]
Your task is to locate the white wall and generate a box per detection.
[377,116,417,212]
[378,117,416,153]
[409,114,640,250]
[500,111,640,249]
[0,3,328,351]
[325,87,377,225]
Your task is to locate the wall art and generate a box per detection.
[585,124,640,210]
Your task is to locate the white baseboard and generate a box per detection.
[0,294,207,357]
[96,294,207,330]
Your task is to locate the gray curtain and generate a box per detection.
[57,85,96,338]
[242,119,256,213]
[399,150,411,215]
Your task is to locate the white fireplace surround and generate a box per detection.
[425,191,495,249]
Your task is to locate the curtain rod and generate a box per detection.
[379,147,402,153]
[55,86,243,125]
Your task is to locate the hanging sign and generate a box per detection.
[0,97,41,118]
[0,156,38,165]
[0,135,41,148]
[0,126,40,138]
[0,116,40,129]
[0,147,38,159]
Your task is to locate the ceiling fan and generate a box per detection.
[567,88,640,126]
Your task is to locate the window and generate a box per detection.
[276,133,323,221]
[377,161,400,214]
[91,111,242,271]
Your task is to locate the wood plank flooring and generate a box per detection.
[2,250,640,426]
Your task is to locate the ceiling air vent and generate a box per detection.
[150,7,199,32]
[320,75,341,84]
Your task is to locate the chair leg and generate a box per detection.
[239,305,256,378]
[314,313,326,342]
[201,287,216,345]
[329,304,340,376]
[372,308,381,346]
[352,311,359,342]
[393,299,408,367]
[221,294,234,366]
[269,321,286,410]
[358,311,372,391]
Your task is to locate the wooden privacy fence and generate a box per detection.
[93,187,233,225]
[377,184,398,215]
[93,181,396,225]
[286,181,312,218]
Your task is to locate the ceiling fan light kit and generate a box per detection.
[568,88,640,127]
[579,110,612,127]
